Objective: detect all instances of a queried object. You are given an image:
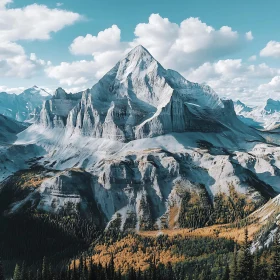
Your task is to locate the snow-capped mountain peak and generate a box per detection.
[93,45,223,110]
[234,99,280,131]
[123,45,155,63]
[3,46,280,237]
[0,86,51,122]
[34,45,260,142]
[21,86,51,98]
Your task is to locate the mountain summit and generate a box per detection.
[38,45,256,141]
[21,86,51,98]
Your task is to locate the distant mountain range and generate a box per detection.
[0,86,51,122]
[234,99,280,131]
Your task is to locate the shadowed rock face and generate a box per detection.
[0,114,28,144]
[39,88,82,128]
[37,46,259,142]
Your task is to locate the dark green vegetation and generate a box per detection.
[0,170,100,276]
[1,228,280,279]
[178,185,265,229]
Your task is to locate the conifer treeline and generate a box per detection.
[229,228,280,280]
[1,228,280,279]
[9,256,178,280]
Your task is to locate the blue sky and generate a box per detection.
[1,0,280,105]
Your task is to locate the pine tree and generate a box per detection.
[252,252,261,280]
[128,267,136,280]
[48,263,53,280]
[222,263,230,280]
[88,258,94,280]
[21,261,26,280]
[238,228,253,280]
[42,257,48,280]
[116,269,122,280]
[13,264,21,280]
[36,268,40,280]
[166,262,174,280]
[28,269,33,280]
[271,229,280,280]
[110,255,116,280]
[0,257,4,280]
[79,255,84,279]
[72,259,77,280]
[229,245,238,280]
[83,257,88,280]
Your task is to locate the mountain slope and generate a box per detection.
[0,114,28,144]
[2,45,280,233]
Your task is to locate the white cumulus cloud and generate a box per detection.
[0,1,82,79]
[246,31,254,41]
[132,14,244,70]
[46,50,124,86]
[0,0,11,9]
[260,41,280,58]
[0,3,82,41]
[70,25,124,55]
[258,76,280,92]
[49,14,251,87]
[0,41,47,78]
[248,55,257,61]
[0,85,25,94]
[185,59,280,103]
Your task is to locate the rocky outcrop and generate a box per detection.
[39,88,81,128]
[6,144,278,231]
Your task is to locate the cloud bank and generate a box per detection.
[0,0,81,78]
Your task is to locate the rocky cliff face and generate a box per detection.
[39,88,81,128]
[7,118,280,231]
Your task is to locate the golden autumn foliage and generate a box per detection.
[140,223,259,243]
[73,234,185,273]
[74,197,280,274]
